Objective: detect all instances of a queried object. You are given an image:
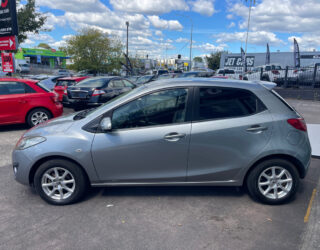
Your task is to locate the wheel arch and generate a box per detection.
[25,107,53,124]
[243,154,306,186]
[29,155,90,186]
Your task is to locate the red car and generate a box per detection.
[0,78,63,127]
[54,76,89,103]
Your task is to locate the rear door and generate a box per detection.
[0,81,35,124]
[187,86,273,182]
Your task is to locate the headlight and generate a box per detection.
[15,136,46,150]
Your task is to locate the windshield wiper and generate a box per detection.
[73,108,95,120]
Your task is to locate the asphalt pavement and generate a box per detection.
[0,103,319,250]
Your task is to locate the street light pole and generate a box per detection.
[244,0,254,73]
[126,21,129,76]
[189,22,193,71]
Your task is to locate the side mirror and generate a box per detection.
[100,117,112,131]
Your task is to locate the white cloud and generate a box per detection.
[148,16,183,31]
[194,42,227,52]
[229,0,320,33]
[37,0,107,13]
[20,39,35,47]
[228,22,235,28]
[155,30,163,36]
[190,0,215,16]
[214,31,285,46]
[43,13,66,30]
[109,0,189,15]
[176,37,189,43]
[288,35,320,52]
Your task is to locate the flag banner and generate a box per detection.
[266,43,270,65]
[294,38,300,68]
[241,47,247,72]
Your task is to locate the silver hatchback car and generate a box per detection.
[13,78,311,205]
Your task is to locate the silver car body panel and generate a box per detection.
[12,78,311,187]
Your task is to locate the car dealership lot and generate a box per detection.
[0,104,319,250]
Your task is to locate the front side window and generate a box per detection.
[112,88,189,130]
[109,80,124,88]
[196,87,266,121]
[122,80,134,88]
[0,82,35,95]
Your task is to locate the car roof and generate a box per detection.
[143,78,266,91]
[0,77,38,84]
[58,76,87,80]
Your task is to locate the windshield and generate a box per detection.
[136,75,153,84]
[36,82,50,92]
[76,78,107,88]
[56,80,76,87]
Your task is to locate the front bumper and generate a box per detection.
[12,149,34,185]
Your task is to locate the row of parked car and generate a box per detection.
[0,68,278,128]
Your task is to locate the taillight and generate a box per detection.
[92,89,105,96]
[287,118,307,132]
[239,75,243,80]
[63,89,67,95]
[272,70,280,74]
[50,93,59,104]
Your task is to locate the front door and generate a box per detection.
[91,88,192,182]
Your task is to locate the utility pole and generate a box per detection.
[189,22,193,71]
[244,0,254,73]
[126,21,129,76]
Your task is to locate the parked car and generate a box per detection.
[179,71,213,78]
[16,63,30,74]
[67,76,136,110]
[135,75,157,85]
[55,69,71,77]
[215,69,241,80]
[12,78,311,205]
[125,76,140,83]
[38,76,61,91]
[297,67,320,85]
[0,78,63,127]
[54,76,89,103]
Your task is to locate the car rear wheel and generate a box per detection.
[34,159,88,205]
[27,108,52,127]
[246,159,299,205]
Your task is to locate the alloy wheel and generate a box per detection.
[258,166,293,200]
[41,167,76,201]
[31,111,49,126]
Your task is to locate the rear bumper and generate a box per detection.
[52,103,63,117]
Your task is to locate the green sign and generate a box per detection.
[21,48,66,57]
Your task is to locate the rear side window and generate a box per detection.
[196,87,267,121]
[56,80,75,87]
[109,80,124,88]
[0,82,36,95]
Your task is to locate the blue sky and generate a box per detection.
[21,0,320,59]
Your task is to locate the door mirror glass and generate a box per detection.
[100,117,112,131]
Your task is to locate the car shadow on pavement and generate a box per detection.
[97,186,246,198]
[0,124,28,132]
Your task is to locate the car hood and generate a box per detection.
[23,113,75,138]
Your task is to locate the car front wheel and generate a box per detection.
[246,159,299,205]
[34,159,87,205]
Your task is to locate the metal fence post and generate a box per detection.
[284,66,289,88]
[312,64,318,88]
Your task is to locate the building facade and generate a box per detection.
[220,51,320,70]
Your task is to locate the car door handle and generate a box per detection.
[246,125,268,133]
[164,133,186,141]
[18,100,27,103]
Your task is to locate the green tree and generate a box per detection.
[37,43,52,50]
[17,0,48,43]
[62,28,123,75]
[205,51,224,70]
[193,56,203,63]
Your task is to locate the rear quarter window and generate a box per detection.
[196,87,267,121]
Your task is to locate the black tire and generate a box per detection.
[246,159,299,205]
[243,77,248,81]
[261,74,270,81]
[26,108,52,127]
[34,159,88,205]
